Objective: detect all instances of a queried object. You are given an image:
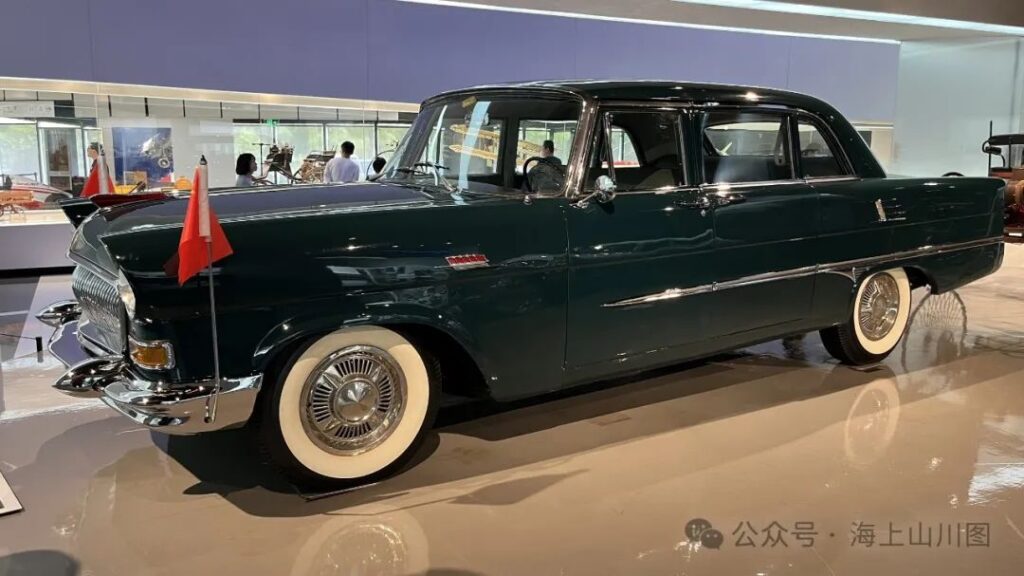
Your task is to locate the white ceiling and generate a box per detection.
[411,0,1024,41]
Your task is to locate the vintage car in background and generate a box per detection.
[40,81,1006,487]
[983,133,1024,241]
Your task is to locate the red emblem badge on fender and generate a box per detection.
[446,254,489,270]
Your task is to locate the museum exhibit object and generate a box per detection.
[38,81,1006,486]
[982,133,1024,241]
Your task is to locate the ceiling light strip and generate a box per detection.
[672,0,1024,36]
[0,76,420,113]
[397,0,900,44]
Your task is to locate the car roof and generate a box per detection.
[426,80,837,113]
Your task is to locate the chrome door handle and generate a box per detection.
[674,194,712,210]
[713,192,746,207]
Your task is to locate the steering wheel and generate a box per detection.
[522,156,567,194]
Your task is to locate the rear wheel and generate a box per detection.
[258,326,439,487]
[820,268,911,365]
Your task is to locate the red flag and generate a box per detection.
[176,159,233,285]
[82,159,115,198]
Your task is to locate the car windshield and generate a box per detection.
[379,95,582,195]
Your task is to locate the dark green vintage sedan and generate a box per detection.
[41,81,1005,486]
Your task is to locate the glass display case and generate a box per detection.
[0,79,417,270]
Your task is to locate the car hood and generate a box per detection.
[69,182,442,274]
[96,182,436,235]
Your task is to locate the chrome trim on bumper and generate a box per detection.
[603,236,1004,309]
[53,353,263,435]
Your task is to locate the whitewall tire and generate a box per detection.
[821,268,912,365]
[259,326,439,486]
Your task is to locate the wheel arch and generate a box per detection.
[251,308,493,400]
[900,265,936,292]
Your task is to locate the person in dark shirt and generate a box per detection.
[527,140,564,193]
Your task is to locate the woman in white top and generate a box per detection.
[235,153,258,187]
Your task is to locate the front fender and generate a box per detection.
[251,301,492,382]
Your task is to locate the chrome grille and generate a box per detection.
[72,266,126,353]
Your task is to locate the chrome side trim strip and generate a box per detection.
[602,236,1002,309]
[601,285,713,308]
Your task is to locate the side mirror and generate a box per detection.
[596,175,616,196]
[984,144,1003,156]
[577,176,616,208]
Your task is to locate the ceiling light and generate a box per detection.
[672,0,1024,36]
[398,0,899,44]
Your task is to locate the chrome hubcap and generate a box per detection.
[302,345,406,455]
[858,273,900,341]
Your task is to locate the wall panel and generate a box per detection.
[0,0,899,121]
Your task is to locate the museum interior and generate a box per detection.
[1,0,1024,574]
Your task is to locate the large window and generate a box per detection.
[276,124,325,178]
[0,122,41,180]
[703,110,793,184]
[326,124,374,177]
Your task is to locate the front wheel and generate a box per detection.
[820,268,912,365]
[257,326,440,487]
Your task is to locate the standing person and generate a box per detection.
[82,142,114,197]
[234,153,259,187]
[323,141,360,183]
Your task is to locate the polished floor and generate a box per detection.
[2,249,1024,575]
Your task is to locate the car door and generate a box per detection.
[566,107,716,375]
[698,108,819,337]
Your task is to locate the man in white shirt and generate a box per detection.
[324,141,360,183]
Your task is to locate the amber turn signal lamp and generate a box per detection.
[129,338,175,370]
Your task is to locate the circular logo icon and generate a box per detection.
[685,518,713,541]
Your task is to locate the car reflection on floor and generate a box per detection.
[1,248,1024,575]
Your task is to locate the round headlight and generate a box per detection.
[116,270,137,319]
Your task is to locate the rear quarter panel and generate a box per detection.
[812,176,1004,324]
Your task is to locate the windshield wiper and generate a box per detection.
[393,162,457,193]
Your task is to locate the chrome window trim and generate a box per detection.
[602,236,1003,308]
[804,176,862,184]
[564,97,600,199]
[700,179,805,191]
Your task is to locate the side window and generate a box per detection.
[609,128,640,168]
[517,119,578,194]
[587,111,683,192]
[797,118,848,178]
[703,111,792,184]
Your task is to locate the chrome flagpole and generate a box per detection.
[197,155,223,424]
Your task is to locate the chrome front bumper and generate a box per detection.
[41,303,262,435]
